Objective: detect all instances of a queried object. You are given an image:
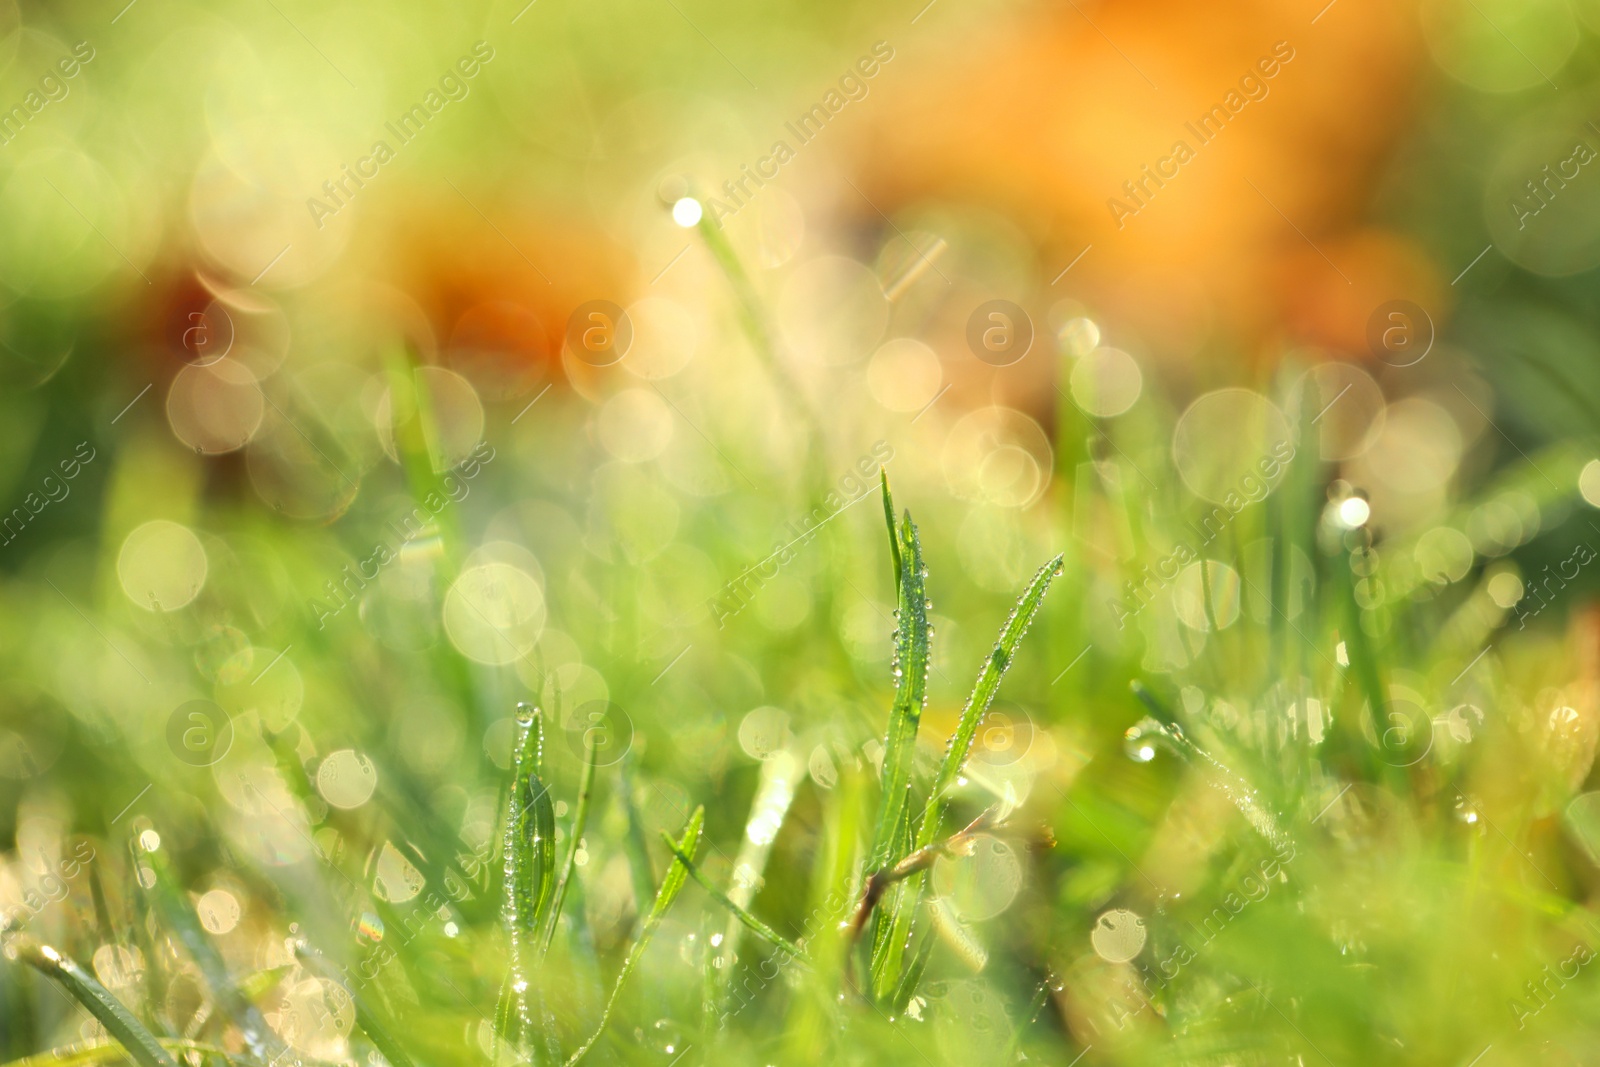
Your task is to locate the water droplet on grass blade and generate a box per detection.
[1124,725,1158,763]
[652,1018,686,1054]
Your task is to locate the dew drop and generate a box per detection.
[1123,725,1157,763]
[651,1018,686,1055]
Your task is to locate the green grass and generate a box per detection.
[5,129,1600,1067]
[8,398,1598,1067]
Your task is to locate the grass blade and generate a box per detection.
[916,552,1064,850]
[566,806,704,1066]
[0,1038,245,1067]
[541,728,598,956]
[861,807,1000,1000]
[865,510,932,998]
[501,703,559,1060]
[659,833,805,960]
[709,748,803,1016]
[10,937,177,1067]
[890,918,938,1013]
[869,511,931,872]
[881,469,902,598]
[694,212,824,460]
[505,704,558,940]
[871,548,1063,1002]
[1002,973,1056,1061]
[1337,544,1392,769]
[294,942,419,1067]
[131,826,285,1061]
[1129,682,1294,854]
[616,750,659,917]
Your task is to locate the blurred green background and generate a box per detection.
[7,0,1600,1064]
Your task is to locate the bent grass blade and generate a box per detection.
[566,806,705,1066]
[11,937,177,1067]
[659,833,805,960]
[131,826,286,1061]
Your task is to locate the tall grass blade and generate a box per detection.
[889,920,937,1014]
[865,509,932,998]
[566,806,704,1066]
[616,750,659,916]
[708,748,802,1015]
[869,511,930,872]
[870,552,1062,1002]
[881,469,902,597]
[1002,974,1056,1061]
[782,764,867,1058]
[1337,544,1392,774]
[916,552,1064,850]
[694,214,824,462]
[541,729,598,956]
[10,938,177,1067]
[501,703,559,1061]
[867,794,914,997]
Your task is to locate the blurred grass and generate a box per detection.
[9,0,1600,1065]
